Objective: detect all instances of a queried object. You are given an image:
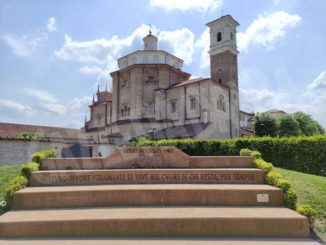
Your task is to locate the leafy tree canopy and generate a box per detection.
[254,113,277,137]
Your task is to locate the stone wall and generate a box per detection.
[0,140,69,166]
[0,140,116,166]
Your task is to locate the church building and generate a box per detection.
[85,15,240,143]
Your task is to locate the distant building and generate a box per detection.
[240,110,255,137]
[264,109,287,119]
[85,15,241,143]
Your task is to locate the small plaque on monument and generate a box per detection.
[103,146,190,169]
[257,193,269,203]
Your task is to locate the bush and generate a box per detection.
[275,178,292,192]
[250,151,262,159]
[136,135,326,176]
[265,170,282,185]
[21,162,39,179]
[296,204,317,225]
[253,158,273,174]
[4,175,28,207]
[240,148,252,156]
[283,188,298,210]
[31,149,57,164]
[15,132,44,141]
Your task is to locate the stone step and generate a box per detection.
[12,184,283,209]
[41,156,254,170]
[0,238,320,245]
[29,168,265,186]
[0,207,310,238]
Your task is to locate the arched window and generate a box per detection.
[217,95,226,112]
[217,32,222,42]
[190,97,196,110]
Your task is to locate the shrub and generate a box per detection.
[296,204,317,225]
[265,170,282,185]
[240,148,252,156]
[250,151,261,159]
[15,132,44,141]
[4,175,28,202]
[283,188,298,210]
[253,158,273,174]
[275,178,292,192]
[21,162,39,179]
[136,135,326,176]
[31,149,57,164]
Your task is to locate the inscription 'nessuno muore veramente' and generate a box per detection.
[30,169,262,186]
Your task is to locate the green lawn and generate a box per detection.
[0,165,22,200]
[275,167,326,239]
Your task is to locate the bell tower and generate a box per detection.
[207,15,239,88]
[207,15,240,137]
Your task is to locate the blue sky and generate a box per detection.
[0,0,325,128]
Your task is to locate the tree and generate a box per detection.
[254,113,277,137]
[277,115,302,137]
[292,112,324,135]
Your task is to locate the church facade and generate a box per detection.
[85,15,240,143]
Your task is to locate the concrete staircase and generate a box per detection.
[0,151,318,244]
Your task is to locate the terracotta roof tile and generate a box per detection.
[0,122,88,140]
[170,78,210,88]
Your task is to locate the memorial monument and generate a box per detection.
[0,145,313,243]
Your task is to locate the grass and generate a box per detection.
[275,167,326,240]
[0,165,22,200]
[0,164,23,215]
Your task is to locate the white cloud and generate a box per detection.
[67,96,92,112]
[0,95,92,128]
[150,0,222,13]
[47,17,57,32]
[237,11,301,52]
[23,88,57,103]
[307,71,326,90]
[1,34,42,57]
[55,24,195,68]
[195,28,210,69]
[79,66,104,75]
[54,24,151,64]
[2,17,57,58]
[0,99,33,112]
[240,71,326,127]
[159,28,195,64]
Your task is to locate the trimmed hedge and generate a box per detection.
[31,149,57,164]
[242,148,316,224]
[21,162,40,179]
[3,175,28,210]
[136,135,326,176]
